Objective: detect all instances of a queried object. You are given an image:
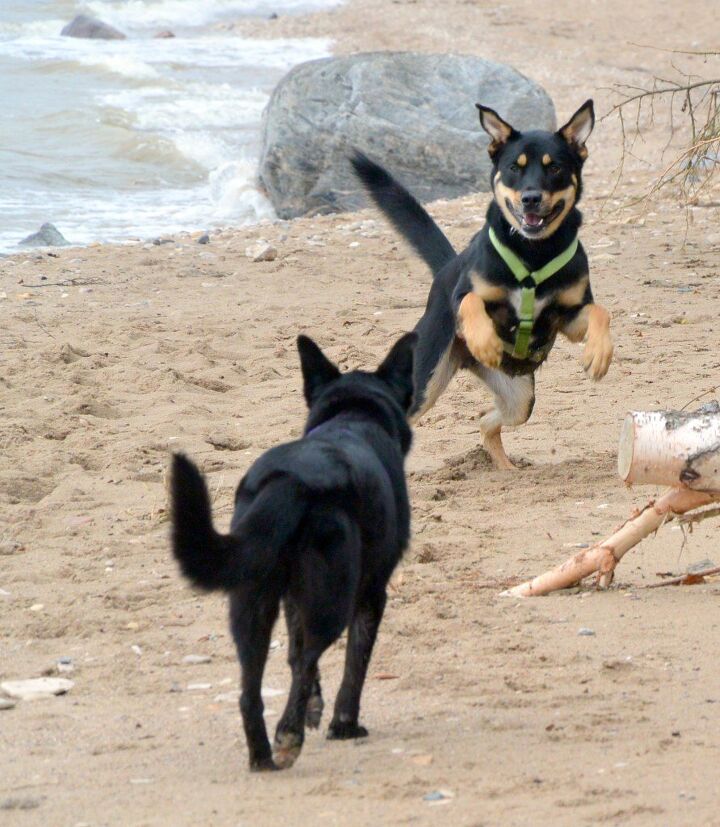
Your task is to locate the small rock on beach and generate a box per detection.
[1,677,74,700]
[245,240,278,262]
[19,223,70,248]
[61,15,126,40]
[182,654,212,665]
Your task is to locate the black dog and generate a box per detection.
[352,100,613,469]
[170,332,416,771]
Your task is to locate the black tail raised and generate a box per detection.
[170,454,306,591]
[350,151,457,277]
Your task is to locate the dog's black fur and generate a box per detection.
[352,101,613,468]
[170,332,417,771]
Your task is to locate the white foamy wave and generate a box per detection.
[84,0,344,31]
[0,172,275,251]
[0,1,334,251]
[209,160,275,221]
[170,132,232,170]
[78,53,159,79]
[0,32,331,74]
[102,84,269,132]
[0,19,65,39]
[0,34,159,81]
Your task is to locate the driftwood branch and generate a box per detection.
[502,403,720,598]
[677,505,720,526]
[502,488,720,598]
[645,566,720,588]
[603,52,720,206]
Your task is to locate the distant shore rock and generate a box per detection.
[258,52,555,219]
[19,223,70,248]
[61,15,127,40]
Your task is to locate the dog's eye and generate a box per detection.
[549,164,562,176]
[509,163,520,173]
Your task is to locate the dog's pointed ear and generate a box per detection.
[476,104,518,157]
[297,335,341,406]
[376,332,417,411]
[558,99,594,160]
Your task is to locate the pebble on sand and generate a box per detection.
[245,240,278,262]
[423,789,454,802]
[578,627,596,636]
[1,677,74,700]
[182,654,212,665]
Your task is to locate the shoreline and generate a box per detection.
[6,0,716,257]
[0,2,339,254]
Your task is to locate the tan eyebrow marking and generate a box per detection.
[542,153,552,165]
[516,153,527,167]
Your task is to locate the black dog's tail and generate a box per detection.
[170,454,306,591]
[350,151,457,277]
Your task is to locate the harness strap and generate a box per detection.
[488,227,578,359]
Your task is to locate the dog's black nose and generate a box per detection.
[521,190,543,209]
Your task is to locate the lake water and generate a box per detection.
[0,0,338,251]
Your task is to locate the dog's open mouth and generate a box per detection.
[509,200,565,235]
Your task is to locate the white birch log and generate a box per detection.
[618,401,720,490]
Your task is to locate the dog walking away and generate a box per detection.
[352,100,613,470]
[170,332,417,771]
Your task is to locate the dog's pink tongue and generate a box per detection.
[524,213,542,226]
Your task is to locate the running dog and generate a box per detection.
[170,332,416,771]
[352,100,613,469]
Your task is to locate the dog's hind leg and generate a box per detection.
[273,642,329,769]
[469,367,536,470]
[284,597,324,729]
[328,585,387,741]
[230,589,280,771]
[274,513,359,769]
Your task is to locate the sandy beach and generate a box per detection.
[2,1,720,825]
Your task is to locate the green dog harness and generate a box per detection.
[488,227,579,360]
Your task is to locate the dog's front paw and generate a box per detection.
[327,720,369,740]
[582,333,613,380]
[465,326,504,369]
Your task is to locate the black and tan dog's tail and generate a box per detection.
[170,454,305,591]
[350,151,457,277]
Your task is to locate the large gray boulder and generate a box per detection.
[258,52,555,219]
[61,15,126,40]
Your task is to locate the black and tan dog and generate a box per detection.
[170,332,416,771]
[352,100,613,469]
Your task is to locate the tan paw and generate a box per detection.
[273,732,302,770]
[466,327,504,369]
[583,334,613,380]
[483,431,518,471]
